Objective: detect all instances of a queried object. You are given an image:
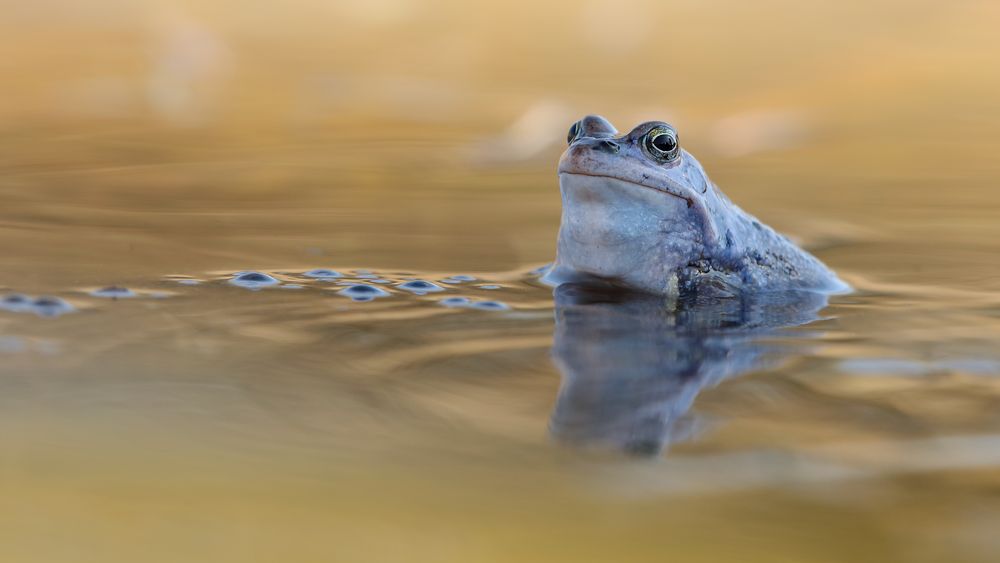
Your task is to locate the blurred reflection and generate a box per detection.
[147,10,232,125]
[709,109,811,157]
[474,100,573,163]
[549,284,829,456]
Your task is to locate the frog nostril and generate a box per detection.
[591,139,620,154]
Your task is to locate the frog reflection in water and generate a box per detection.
[544,115,843,454]
[542,115,847,297]
[549,284,829,456]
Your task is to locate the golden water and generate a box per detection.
[3,1,1000,561]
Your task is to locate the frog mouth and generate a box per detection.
[558,172,695,208]
[558,171,719,245]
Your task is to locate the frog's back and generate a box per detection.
[677,203,847,298]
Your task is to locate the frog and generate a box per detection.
[542,115,848,297]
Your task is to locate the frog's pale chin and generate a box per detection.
[557,171,694,207]
[547,173,707,295]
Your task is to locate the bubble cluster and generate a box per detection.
[436,296,510,311]
[2,267,524,322]
[214,267,519,311]
[2,293,76,318]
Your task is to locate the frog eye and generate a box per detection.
[642,127,680,163]
[567,121,583,145]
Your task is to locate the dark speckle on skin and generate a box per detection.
[688,259,711,274]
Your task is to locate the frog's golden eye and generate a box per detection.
[642,127,680,163]
[567,121,583,145]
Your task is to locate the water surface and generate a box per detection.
[3,1,1000,562]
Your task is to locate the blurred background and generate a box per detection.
[3,0,999,285]
[3,1,1000,562]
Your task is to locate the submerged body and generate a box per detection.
[543,115,846,297]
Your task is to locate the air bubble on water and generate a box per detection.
[398,280,445,295]
[91,286,136,299]
[229,271,281,289]
[32,297,75,318]
[439,297,471,308]
[303,269,342,279]
[1,294,34,313]
[471,300,510,311]
[478,285,501,290]
[337,284,391,301]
